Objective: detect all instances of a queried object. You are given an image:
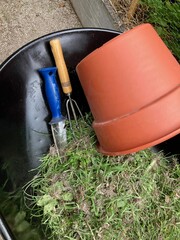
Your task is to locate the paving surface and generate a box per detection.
[0,0,81,64]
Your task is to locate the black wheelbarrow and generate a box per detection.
[0,28,179,239]
[0,28,179,190]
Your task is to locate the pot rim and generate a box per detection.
[98,129,180,156]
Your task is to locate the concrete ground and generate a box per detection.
[0,0,81,64]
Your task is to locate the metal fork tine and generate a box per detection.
[66,95,84,138]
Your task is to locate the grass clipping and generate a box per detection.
[24,117,180,239]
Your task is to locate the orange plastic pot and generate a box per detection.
[76,24,180,155]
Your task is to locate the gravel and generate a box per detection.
[0,0,81,64]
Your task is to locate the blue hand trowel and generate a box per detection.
[39,67,66,156]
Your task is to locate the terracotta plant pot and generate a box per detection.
[76,24,180,155]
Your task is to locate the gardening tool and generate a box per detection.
[0,212,16,240]
[38,67,66,156]
[50,39,83,137]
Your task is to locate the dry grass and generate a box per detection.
[109,0,148,30]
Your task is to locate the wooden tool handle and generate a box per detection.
[50,39,72,94]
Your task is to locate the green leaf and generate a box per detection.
[62,192,74,202]
[16,220,30,232]
[14,211,26,225]
[117,200,126,208]
[37,194,52,207]
[44,201,57,214]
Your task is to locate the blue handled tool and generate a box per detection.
[38,67,66,156]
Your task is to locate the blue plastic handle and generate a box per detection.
[38,67,63,124]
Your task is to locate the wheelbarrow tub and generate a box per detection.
[0,28,120,189]
[0,28,179,190]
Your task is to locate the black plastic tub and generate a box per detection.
[0,28,121,189]
[0,28,179,190]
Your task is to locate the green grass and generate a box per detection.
[141,0,180,62]
[0,188,42,240]
[22,117,180,239]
